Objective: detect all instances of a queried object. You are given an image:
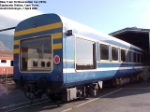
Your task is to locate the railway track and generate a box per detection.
[1,82,150,112]
[0,97,51,112]
[0,77,14,84]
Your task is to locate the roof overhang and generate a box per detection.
[110,27,150,52]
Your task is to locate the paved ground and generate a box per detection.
[1,82,150,112]
[0,83,49,112]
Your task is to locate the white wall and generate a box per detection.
[0,60,11,67]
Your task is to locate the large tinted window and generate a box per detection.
[100,44,109,60]
[76,38,96,70]
[20,35,52,71]
[121,49,126,62]
[112,47,118,61]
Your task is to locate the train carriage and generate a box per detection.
[0,56,13,83]
[13,13,150,102]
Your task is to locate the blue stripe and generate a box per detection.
[53,38,62,44]
[14,45,19,49]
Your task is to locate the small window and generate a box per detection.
[41,61,45,67]
[139,54,141,63]
[145,55,147,63]
[137,53,140,62]
[137,54,139,62]
[47,62,50,67]
[141,55,143,63]
[11,61,13,66]
[33,61,38,67]
[1,60,7,63]
[112,47,118,61]
[134,52,136,62]
[100,44,109,60]
[127,51,132,62]
[121,49,126,62]
[144,55,146,63]
[146,56,149,63]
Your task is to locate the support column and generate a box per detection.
[149,32,150,53]
[148,32,150,63]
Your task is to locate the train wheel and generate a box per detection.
[134,75,139,82]
[24,91,35,100]
[115,78,120,86]
[0,78,5,84]
[47,93,62,102]
[47,94,62,106]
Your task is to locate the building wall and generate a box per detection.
[0,58,13,76]
[0,59,12,67]
[0,67,13,76]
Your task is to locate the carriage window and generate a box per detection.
[112,47,118,61]
[20,35,52,71]
[127,51,132,62]
[145,56,147,63]
[145,55,148,63]
[11,61,13,66]
[143,55,145,63]
[100,44,109,60]
[137,53,140,62]
[1,60,7,63]
[141,55,144,63]
[147,57,149,63]
[143,55,146,63]
[139,54,142,63]
[134,52,136,62]
[121,49,126,62]
[76,37,96,70]
[137,53,139,62]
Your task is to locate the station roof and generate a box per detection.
[110,27,150,52]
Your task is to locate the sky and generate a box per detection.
[0,0,150,34]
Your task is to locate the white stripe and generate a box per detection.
[134,66,144,69]
[63,66,145,73]
[63,68,76,73]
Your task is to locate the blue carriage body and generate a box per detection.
[13,13,149,92]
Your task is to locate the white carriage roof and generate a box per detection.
[59,15,143,51]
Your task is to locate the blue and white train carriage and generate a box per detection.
[13,13,150,101]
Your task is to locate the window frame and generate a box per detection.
[120,48,126,62]
[111,46,119,62]
[99,42,110,62]
[75,35,96,71]
[127,50,132,62]
[19,34,53,73]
